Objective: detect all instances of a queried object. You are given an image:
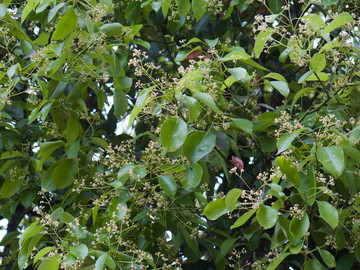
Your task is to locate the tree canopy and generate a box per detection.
[1,0,360,269]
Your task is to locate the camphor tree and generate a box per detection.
[0,0,360,269]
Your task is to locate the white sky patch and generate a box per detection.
[0,219,9,252]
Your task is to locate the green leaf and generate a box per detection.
[305,72,329,81]
[231,118,253,134]
[174,46,202,62]
[269,81,290,98]
[254,28,273,58]
[219,50,251,61]
[99,23,123,37]
[256,204,278,229]
[277,133,297,154]
[267,252,290,270]
[183,95,201,121]
[0,4,6,19]
[228,67,247,80]
[52,7,77,40]
[290,213,309,239]
[220,238,238,255]
[128,86,154,127]
[318,248,336,268]
[275,156,301,187]
[21,0,41,23]
[263,73,287,82]
[310,53,326,73]
[203,198,227,220]
[91,137,108,149]
[335,254,354,270]
[225,188,243,211]
[95,254,116,270]
[114,89,128,119]
[161,118,187,152]
[193,92,222,114]
[304,259,322,270]
[177,0,191,16]
[1,172,22,198]
[317,201,339,229]
[158,175,177,198]
[291,87,315,111]
[33,247,55,264]
[66,115,81,146]
[322,12,353,36]
[70,244,88,261]
[38,254,61,270]
[183,132,216,163]
[192,0,206,21]
[230,209,256,229]
[162,0,171,17]
[317,146,345,178]
[52,159,78,188]
[183,163,203,188]
[298,70,313,84]
[279,47,293,62]
[299,165,317,206]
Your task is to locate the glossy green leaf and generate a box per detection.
[183,95,201,121]
[230,209,256,229]
[310,53,326,73]
[231,118,253,134]
[317,201,338,229]
[305,72,329,81]
[21,0,41,23]
[225,188,243,211]
[114,89,128,119]
[254,28,273,58]
[52,7,77,40]
[158,175,177,198]
[267,252,290,270]
[277,133,297,154]
[220,238,238,255]
[183,132,216,163]
[275,156,300,187]
[269,81,290,98]
[317,146,345,178]
[290,213,309,239]
[95,254,116,270]
[161,118,187,152]
[322,12,353,36]
[203,198,227,220]
[1,173,22,198]
[36,140,65,170]
[177,0,191,16]
[219,50,251,61]
[263,73,287,82]
[70,244,88,261]
[0,4,6,19]
[33,247,55,264]
[52,159,78,188]
[318,248,336,268]
[257,204,278,229]
[100,23,123,37]
[66,115,81,145]
[192,0,206,21]
[183,163,203,188]
[162,0,171,17]
[128,86,155,127]
[193,92,222,114]
[304,259,322,270]
[38,254,61,270]
[228,67,247,80]
[299,165,317,206]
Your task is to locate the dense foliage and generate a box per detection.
[1,0,360,269]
